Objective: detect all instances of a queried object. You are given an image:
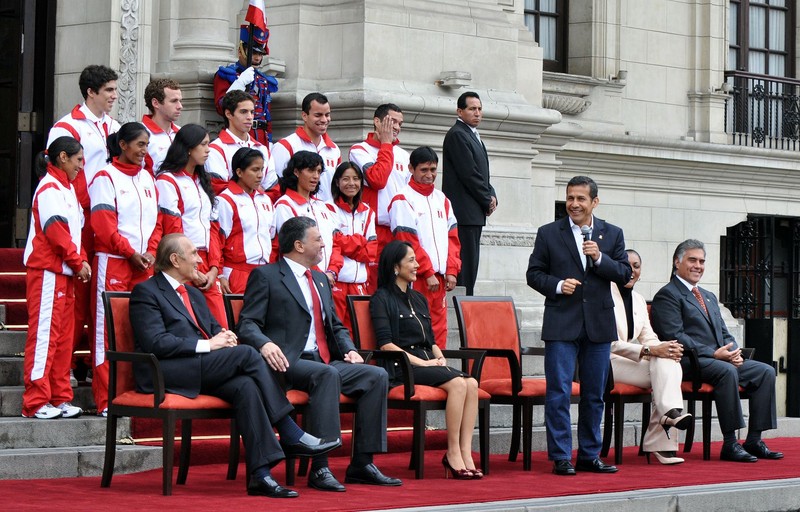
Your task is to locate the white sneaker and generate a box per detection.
[69,370,78,387]
[55,402,83,418]
[26,404,63,419]
[99,408,108,418]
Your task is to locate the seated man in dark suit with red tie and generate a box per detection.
[651,238,782,463]
[129,233,340,498]
[237,216,401,492]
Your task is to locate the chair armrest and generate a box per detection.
[368,350,417,400]
[356,350,373,363]
[441,349,487,382]
[521,346,545,357]
[741,347,755,360]
[458,346,523,394]
[107,350,167,407]
[684,348,704,391]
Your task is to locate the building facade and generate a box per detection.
[5,0,799,413]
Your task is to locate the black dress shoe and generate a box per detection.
[344,463,402,486]
[247,475,299,498]
[281,437,341,458]
[575,458,618,473]
[308,467,346,492]
[720,443,758,462]
[742,440,784,460]
[552,460,576,476]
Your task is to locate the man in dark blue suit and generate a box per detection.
[130,234,339,498]
[237,217,400,492]
[527,176,631,475]
[651,239,782,463]
[442,91,497,296]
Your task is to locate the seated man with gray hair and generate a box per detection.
[651,238,782,463]
[129,233,340,498]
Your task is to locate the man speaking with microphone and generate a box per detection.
[526,176,631,476]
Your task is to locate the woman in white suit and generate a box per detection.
[610,249,692,465]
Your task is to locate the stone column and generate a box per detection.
[151,0,238,128]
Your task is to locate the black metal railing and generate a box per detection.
[724,71,800,151]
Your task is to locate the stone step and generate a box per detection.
[0,385,95,417]
[0,356,23,387]
[0,329,25,356]
[0,444,162,479]
[0,415,121,449]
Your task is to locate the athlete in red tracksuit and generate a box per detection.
[270,93,341,203]
[22,137,91,419]
[46,65,120,380]
[217,148,276,294]
[330,162,377,334]
[388,147,461,349]
[88,123,160,414]
[274,151,343,278]
[348,104,410,292]
[157,123,228,328]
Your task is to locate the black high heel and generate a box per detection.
[442,455,472,480]
[659,408,693,438]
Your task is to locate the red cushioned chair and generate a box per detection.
[348,295,491,479]
[681,346,754,460]
[452,295,580,471]
[600,364,651,464]
[101,291,239,496]
[224,293,355,485]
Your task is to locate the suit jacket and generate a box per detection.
[236,258,357,364]
[610,283,660,361]
[129,272,222,398]
[442,120,496,226]
[526,216,631,343]
[651,276,738,360]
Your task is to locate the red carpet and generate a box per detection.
[1,438,797,511]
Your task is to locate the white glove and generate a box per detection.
[227,66,256,92]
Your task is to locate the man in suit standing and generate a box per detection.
[442,91,497,296]
[651,239,782,462]
[130,234,340,498]
[526,176,631,475]
[237,216,401,492]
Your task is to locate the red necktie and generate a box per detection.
[177,285,208,338]
[692,287,709,316]
[305,270,330,363]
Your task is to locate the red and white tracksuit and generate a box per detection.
[206,129,276,198]
[22,164,87,416]
[274,189,343,274]
[217,181,276,293]
[156,170,227,327]
[47,104,120,372]
[270,127,341,203]
[331,197,377,334]
[142,114,179,176]
[388,180,461,348]
[88,158,161,412]
[349,133,410,291]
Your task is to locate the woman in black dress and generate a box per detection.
[370,240,481,479]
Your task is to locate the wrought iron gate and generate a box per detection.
[720,215,800,416]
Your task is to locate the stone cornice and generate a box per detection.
[481,228,535,247]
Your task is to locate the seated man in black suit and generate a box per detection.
[238,216,401,492]
[651,238,782,463]
[129,233,340,498]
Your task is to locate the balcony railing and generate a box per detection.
[724,71,800,151]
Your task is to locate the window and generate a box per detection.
[524,0,568,73]
[729,0,794,77]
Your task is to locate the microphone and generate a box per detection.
[580,225,593,268]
